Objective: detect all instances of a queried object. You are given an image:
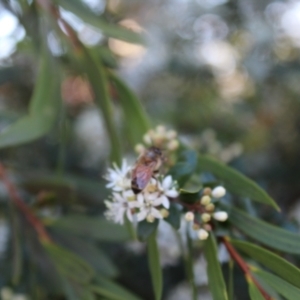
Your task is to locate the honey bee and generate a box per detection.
[131,146,163,194]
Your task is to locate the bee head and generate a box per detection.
[146,146,162,158]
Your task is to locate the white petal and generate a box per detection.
[123,189,135,198]
[137,210,148,221]
[150,207,163,219]
[162,175,172,190]
[137,194,144,204]
[146,192,160,201]
[113,193,124,202]
[126,209,134,222]
[165,189,179,198]
[158,195,170,209]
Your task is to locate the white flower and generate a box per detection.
[104,159,132,192]
[104,190,139,225]
[137,192,167,222]
[213,211,228,222]
[158,175,179,201]
[211,186,226,198]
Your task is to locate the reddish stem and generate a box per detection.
[35,0,82,51]
[222,237,271,300]
[0,163,52,243]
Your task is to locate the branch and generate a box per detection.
[0,163,52,243]
[222,237,271,300]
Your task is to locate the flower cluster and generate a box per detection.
[184,186,228,240]
[104,160,179,225]
[135,125,179,155]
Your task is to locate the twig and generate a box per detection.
[222,237,271,300]
[0,163,52,243]
[35,0,82,50]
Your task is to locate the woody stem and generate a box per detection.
[0,163,52,243]
[222,237,271,300]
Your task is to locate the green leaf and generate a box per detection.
[253,268,300,300]
[108,72,150,145]
[91,276,142,300]
[0,50,60,149]
[185,232,197,300]
[246,276,265,300]
[169,150,198,186]
[147,230,163,300]
[77,48,121,164]
[43,242,95,284]
[61,277,96,300]
[164,204,181,229]
[230,239,300,288]
[52,232,119,278]
[203,233,228,300]
[137,219,159,242]
[49,214,130,241]
[197,155,279,210]
[179,188,201,204]
[56,0,143,44]
[229,206,300,254]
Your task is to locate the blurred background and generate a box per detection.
[1,0,300,299]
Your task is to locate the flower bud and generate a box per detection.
[205,203,215,212]
[135,143,145,154]
[167,130,177,139]
[213,211,228,222]
[211,186,226,198]
[203,187,212,195]
[203,224,212,231]
[156,125,166,133]
[185,212,195,222]
[146,215,155,223]
[168,140,179,151]
[201,195,211,205]
[192,223,200,230]
[160,208,169,218]
[198,229,209,240]
[143,134,152,145]
[201,213,211,223]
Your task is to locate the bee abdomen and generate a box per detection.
[131,179,142,194]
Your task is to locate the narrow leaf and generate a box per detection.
[56,0,143,44]
[77,48,121,164]
[246,276,265,300]
[203,233,228,300]
[109,72,150,145]
[229,207,300,254]
[253,268,300,300]
[231,239,300,288]
[49,214,130,241]
[185,231,197,300]
[43,242,95,284]
[147,230,163,300]
[198,155,279,210]
[91,276,142,300]
[52,231,119,278]
[61,277,96,300]
[0,50,60,148]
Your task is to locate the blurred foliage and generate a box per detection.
[1,0,300,299]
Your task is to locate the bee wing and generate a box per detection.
[132,163,156,191]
